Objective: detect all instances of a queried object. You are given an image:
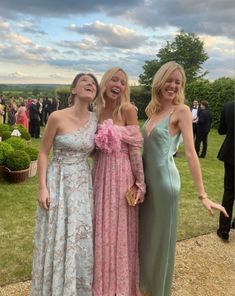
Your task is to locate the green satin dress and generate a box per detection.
[139,114,182,296]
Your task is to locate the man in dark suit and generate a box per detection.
[194,100,213,158]
[29,99,40,138]
[217,101,234,241]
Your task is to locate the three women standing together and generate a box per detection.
[31,62,228,296]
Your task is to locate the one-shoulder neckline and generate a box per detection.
[55,112,93,138]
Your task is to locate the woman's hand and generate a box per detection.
[135,187,145,205]
[201,197,229,217]
[38,188,50,210]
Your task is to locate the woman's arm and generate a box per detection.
[177,105,228,216]
[123,104,145,204]
[37,112,58,209]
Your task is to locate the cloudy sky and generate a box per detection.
[0,0,234,84]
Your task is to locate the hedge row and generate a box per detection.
[55,78,235,128]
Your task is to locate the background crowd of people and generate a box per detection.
[0,95,60,138]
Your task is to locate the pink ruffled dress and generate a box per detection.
[16,106,29,129]
[92,119,145,296]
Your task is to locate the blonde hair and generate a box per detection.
[95,68,130,121]
[146,61,186,118]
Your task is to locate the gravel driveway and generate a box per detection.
[0,231,234,296]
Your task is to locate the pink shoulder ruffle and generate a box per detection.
[95,119,121,153]
[120,125,143,148]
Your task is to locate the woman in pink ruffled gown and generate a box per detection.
[92,68,145,296]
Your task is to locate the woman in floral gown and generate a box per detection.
[92,68,145,296]
[30,73,99,296]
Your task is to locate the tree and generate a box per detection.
[55,86,70,109]
[139,31,209,88]
[32,88,40,96]
[139,60,161,90]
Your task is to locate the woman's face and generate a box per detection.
[160,69,182,102]
[74,75,97,102]
[104,70,126,101]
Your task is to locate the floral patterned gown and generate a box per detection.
[92,119,145,296]
[30,112,97,296]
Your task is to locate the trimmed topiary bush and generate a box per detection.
[20,130,31,141]
[0,124,10,136]
[5,137,27,150]
[10,124,25,132]
[9,124,31,140]
[6,150,30,171]
[1,131,11,141]
[0,142,14,165]
[24,146,39,161]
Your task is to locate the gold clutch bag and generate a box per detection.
[126,186,137,206]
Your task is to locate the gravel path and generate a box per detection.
[0,231,234,296]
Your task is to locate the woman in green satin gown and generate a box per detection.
[139,61,228,296]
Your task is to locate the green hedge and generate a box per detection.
[52,78,234,127]
[185,78,235,128]
[55,87,70,109]
[131,86,150,120]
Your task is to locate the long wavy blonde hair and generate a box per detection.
[95,68,130,121]
[145,61,186,118]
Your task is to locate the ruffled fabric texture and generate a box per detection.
[92,119,145,296]
[95,119,143,152]
[95,119,121,153]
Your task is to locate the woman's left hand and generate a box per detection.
[201,198,229,217]
[134,188,145,205]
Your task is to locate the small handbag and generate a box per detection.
[125,185,137,206]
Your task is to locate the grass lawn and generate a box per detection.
[0,128,225,286]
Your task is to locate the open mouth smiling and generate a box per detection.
[84,86,93,92]
[111,87,120,94]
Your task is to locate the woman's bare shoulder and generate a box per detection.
[174,104,190,116]
[50,108,71,119]
[46,109,66,125]
[175,103,190,111]
[122,103,138,115]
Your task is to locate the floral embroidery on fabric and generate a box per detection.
[30,112,97,296]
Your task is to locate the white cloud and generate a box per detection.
[8,71,25,78]
[0,19,10,30]
[58,39,97,51]
[201,35,234,55]
[8,32,34,46]
[67,21,148,49]
[18,20,46,35]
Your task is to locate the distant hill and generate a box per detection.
[0,84,72,99]
[0,84,69,92]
